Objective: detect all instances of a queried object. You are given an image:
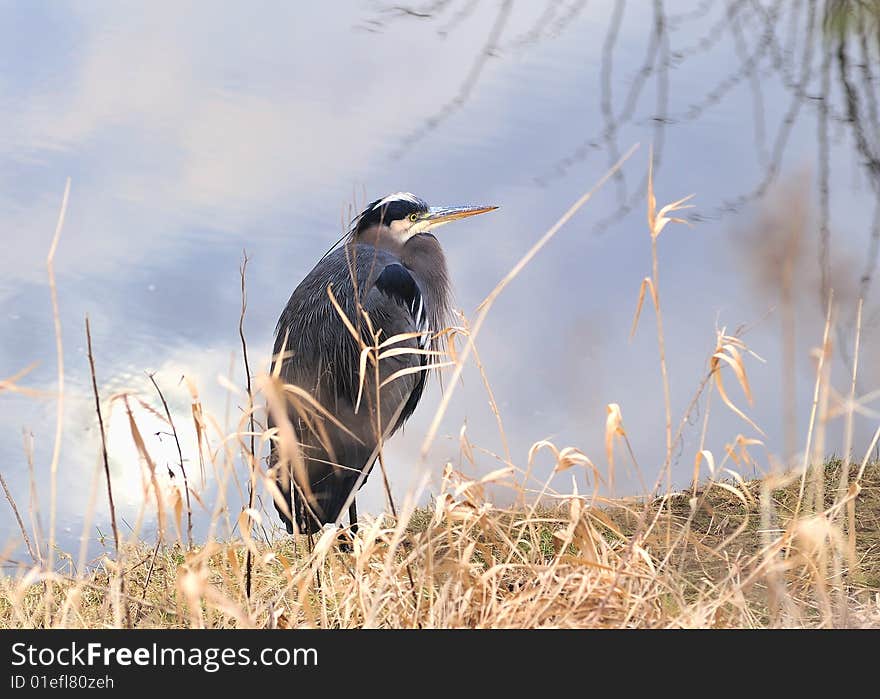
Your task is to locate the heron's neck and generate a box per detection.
[400,233,450,330]
[352,227,451,326]
[354,224,404,255]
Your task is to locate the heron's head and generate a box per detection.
[352,192,497,248]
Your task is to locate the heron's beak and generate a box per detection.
[421,205,498,228]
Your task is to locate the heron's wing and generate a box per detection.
[374,263,429,346]
[362,262,429,432]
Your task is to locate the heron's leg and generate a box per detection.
[349,500,358,536]
[336,500,357,554]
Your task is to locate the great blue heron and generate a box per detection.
[269,192,497,539]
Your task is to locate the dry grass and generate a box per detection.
[2,460,877,628]
[2,152,880,628]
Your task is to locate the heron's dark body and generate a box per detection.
[270,234,449,534]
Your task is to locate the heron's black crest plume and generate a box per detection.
[315,193,429,266]
[352,192,428,234]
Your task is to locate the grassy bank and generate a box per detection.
[2,459,877,628]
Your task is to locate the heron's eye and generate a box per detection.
[409,213,419,222]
